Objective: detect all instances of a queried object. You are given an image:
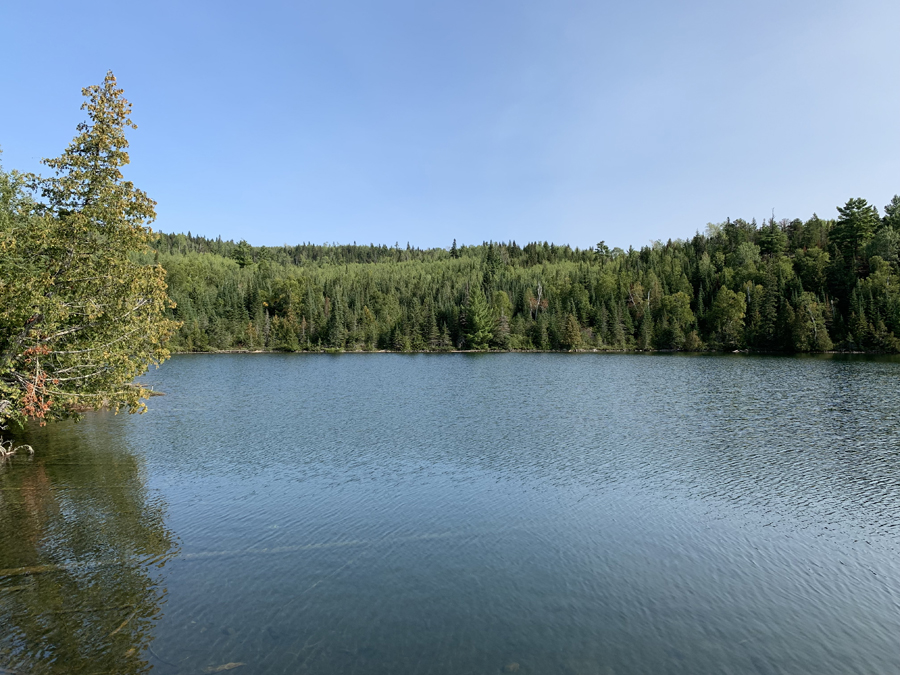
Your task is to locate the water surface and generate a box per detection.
[2,353,900,674]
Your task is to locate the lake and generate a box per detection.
[2,353,900,675]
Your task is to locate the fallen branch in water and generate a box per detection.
[0,440,34,460]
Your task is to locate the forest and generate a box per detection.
[148,195,900,354]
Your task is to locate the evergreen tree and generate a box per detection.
[637,315,653,350]
[758,220,788,257]
[464,286,494,349]
[533,315,550,350]
[611,304,626,347]
[483,242,500,288]
[883,195,900,231]
[96,188,900,355]
[1,73,177,431]
[597,303,609,345]
[439,324,453,351]
[426,308,441,349]
[325,295,346,347]
[232,240,253,268]
[831,197,879,273]
[494,311,511,350]
[561,313,582,350]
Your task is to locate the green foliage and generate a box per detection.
[464,285,494,350]
[710,287,747,348]
[884,195,900,231]
[866,227,900,267]
[0,73,177,430]
[561,314,582,350]
[758,220,787,257]
[113,187,900,357]
[832,198,879,269]
[232,239,254,268]
[794,247,830,295]
[656,291,694,349]
[790,292,833,352]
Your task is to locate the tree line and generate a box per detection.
[2,70,899,438]
[150,195,900,354]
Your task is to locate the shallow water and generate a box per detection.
[2,353,900,675]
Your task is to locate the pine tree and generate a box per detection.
[832,197,879,273]
[884,195,900,231]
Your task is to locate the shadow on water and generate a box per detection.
[0,415,177,675]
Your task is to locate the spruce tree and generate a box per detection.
[464,286,494,350]
[426,308,441,349]
[494,311,511,350]
[562,313,582,350]
[325,295,346,347]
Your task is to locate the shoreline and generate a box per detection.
[171,348,890,356]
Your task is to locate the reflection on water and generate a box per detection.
[0,417,176,675]
[2,353,900,675]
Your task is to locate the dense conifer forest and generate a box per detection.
[147,195,900,353]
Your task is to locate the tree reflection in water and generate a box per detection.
[0,415,176,675]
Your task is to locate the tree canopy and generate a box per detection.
[0,72,177,432]
[145,192,900,356]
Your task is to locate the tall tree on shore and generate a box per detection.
[0,72,177,432]
[832,198,879,271]
[464,285,494,350]
[561,313,582,351]
[883,195,900,231]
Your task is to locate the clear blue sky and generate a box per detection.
[3,0,898,250]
